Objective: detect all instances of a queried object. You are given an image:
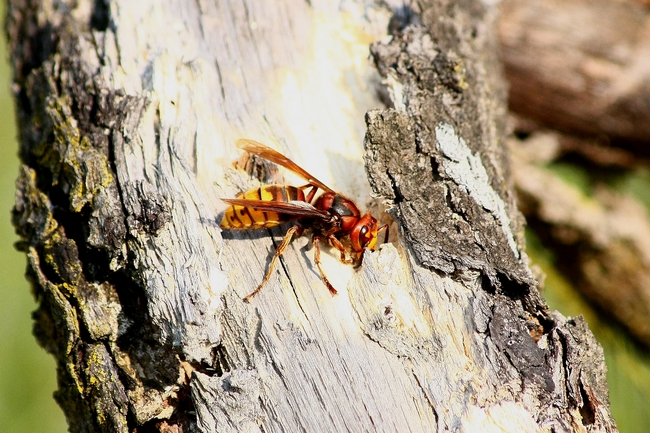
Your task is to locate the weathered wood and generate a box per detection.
[499,0,650,152]
[7,0,617,432]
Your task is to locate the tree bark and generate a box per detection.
[7,0,617,432]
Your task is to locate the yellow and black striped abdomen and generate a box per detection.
[220,185,306,229]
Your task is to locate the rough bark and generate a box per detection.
[499,0,650,153]
[7,0,617,432]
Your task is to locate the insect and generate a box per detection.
[221,139,388,302]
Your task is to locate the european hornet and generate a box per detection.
[221,139,388,302]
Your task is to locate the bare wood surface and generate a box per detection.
[500,0,650,150]
[7,0,617,432]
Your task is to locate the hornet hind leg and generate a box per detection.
[311,235,338,295]
[243,225,302,302]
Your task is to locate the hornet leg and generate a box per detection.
[312,235,338,295]
[244,225,301,302]
[327,235,355,265]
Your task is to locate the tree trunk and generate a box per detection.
[7,0,617,432]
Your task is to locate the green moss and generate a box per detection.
[85,347,107,389]
[33,90,114,213]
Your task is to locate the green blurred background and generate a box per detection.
[0,1,68,430]
[1,1,649,432]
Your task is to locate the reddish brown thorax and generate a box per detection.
[314,192,379,252]
[314,192,360,230]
